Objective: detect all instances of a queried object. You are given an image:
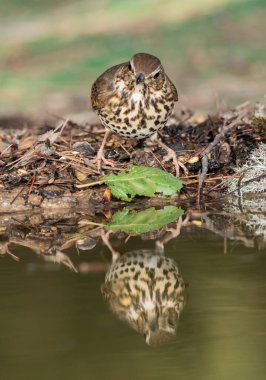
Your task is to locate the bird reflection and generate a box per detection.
[101,245,186,346]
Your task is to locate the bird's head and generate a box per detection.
[120,52,166,92]
[102,281,185,346]
[132,304,181,346]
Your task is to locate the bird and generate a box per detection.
[101,248,186,346]
[91,52,186,175]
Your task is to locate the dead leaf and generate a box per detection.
[17,168,28,175]
[18,136,36,151]
[103,187,111,202]
[75,169,88,182]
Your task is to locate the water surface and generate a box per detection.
[0,208,266,380]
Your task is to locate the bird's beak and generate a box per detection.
[149,321,157,333]
[148,315,158,333]
[136,73,145,85]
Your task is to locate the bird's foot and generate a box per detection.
[101,230,120,262]
[91,150,115,173]
[162,148,188,177]
[90,129,115,173]
[153,137,188,177]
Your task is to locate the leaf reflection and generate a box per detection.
[106,205,184,235]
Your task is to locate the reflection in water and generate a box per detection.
[102,247,186,346]
[1,198,265,348]
[1,202,266,378]
[224,196,266,249]
[1,197,265,269]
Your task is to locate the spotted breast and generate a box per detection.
[101,249,186,346]
[91,52,178,139]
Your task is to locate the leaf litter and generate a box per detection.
[0,102,265,213]
[0,102,265,270]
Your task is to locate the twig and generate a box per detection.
[197,155,208,207]
[25,173,37,205]
[78,220,104,227]
[118,142,131,157]
[0,144,13,156]
[6,247,20,261]
[186,174,236,185]
[206,172,266,204]
[76,180,103,189]
[10,175,33,204]
[150,151,166,171]
[238,173,266,191]
[28,172,36,194]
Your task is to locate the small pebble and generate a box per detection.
[72,141,95,156]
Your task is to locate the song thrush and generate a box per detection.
[101,248,186,346]
[91,52,186,175]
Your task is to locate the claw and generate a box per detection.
[92,130,115,172]
[162,149,188,177]
[154,138,188,177]
[93,151,115,172]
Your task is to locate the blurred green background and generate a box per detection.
[0,0,265,116]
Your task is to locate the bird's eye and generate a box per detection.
[128,62,133,71]
[153,72,160,79]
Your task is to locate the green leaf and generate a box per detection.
[101,165,183,202]
[106,206,184,235]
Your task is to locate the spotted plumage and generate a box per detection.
[101,249,186,346]
[91,53,178,139]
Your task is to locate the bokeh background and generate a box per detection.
[0,0,265,117]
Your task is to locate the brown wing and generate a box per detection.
[91,63,125,111]
[167,75,178,102]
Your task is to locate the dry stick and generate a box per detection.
[25,172,37,205]
[6,119,69,169]
[237,173,245,211]
[197,111,246,207]
[197,155,208,207]
[76,180,103,189]
[10,175,33,204]
[118,142,131,157]
[28,172,36,194]
[206,172,266,204]
[0,144,13,156]
[6,246,20,261]
[55,150,124,172]
[9,164,50,204]
[207,166,247,193]
[150,151,167,171]
[180,172,229,180]
[58,136,69,146]
[186,174,236,185]
[5,149,34,168]
[47,153,99,174]
[78,220,104,227]
[238,172,266,191]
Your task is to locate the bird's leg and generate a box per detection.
[155,217,182,254]
[155,138,188,177]
[101,230,120,262]
[93,130,115,172]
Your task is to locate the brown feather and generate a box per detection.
[167,75,178,102]
[132,53,161,76]
[90,53,179,139]
[91,63,125,111]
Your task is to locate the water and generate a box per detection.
[0,207,266,380]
